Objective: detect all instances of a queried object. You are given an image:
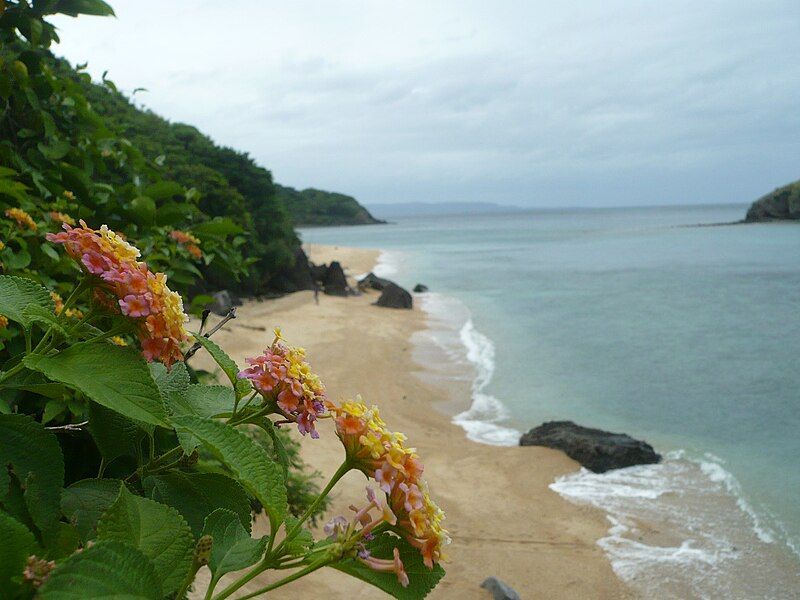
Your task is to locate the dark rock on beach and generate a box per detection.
[480,577,520,600]
[322,261,349,296]
[358,272,392,291]
[745,179,800,222]
[519,421,660,473]
[309,262,328,284]
[375,282,413,309]
[413,283,428,293]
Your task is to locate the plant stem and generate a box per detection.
[233,558,331,600]
[275,460,352,556]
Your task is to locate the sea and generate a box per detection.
[299,205,800,599]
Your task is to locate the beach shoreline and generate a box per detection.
[190,243,632,599]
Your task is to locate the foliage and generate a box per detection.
[275,184,385,227]
[0,246,447,597]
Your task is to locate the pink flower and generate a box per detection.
[81,251,108,274]
[119,294,151,318]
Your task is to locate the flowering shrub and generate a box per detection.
[0,224,447,598]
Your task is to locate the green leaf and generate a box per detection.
[143,180,184,201]
[39,541,160,599]
[96,486,193,594]
[87,402,140,463]
[24,343,169,428]
[0,275,53,328]
[189,334,241,389]
[50,0,116,18]
[202,509,266,580]
[61,479,122,543]
[22,304,67,337]
[261,418,289,480]
[0,512,38,594]
[171,415,287,527]
[150,360,190,399]
[167,384,235,418]
[144,471,251,538]
[0,414,64,536]
[192,218,244,237]
[282,516,313,556]
[332,532,445,599]
[38,139,71,160]
[128,196,156,226]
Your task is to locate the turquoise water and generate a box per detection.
[300,205,800,596]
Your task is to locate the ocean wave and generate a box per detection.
[550,452,800,597]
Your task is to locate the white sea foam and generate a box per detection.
[373,249,401,278]
[550,452,800,597]
[451,319,520,445]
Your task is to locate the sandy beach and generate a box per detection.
[190,244,631,599]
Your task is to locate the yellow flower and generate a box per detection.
[63,190,75,201]
[0,241,5,251]
[0,315,8,329]
[49,211,76,226]
[64,308,84,319]
[110,336,127,346]
[5,208,37,231]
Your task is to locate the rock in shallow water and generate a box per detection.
[374,282,413,309]
[480,576,521,600]
[413,283,429,292]
[519,420,660,473]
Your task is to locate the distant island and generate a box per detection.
[276,185,385,226]
[745,179,800,222]
[367,201,523,219]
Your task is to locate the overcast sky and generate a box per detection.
[52,1,800,207]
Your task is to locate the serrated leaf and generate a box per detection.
[261,418,289,481]
[24,343,169,428]
[97,486,193,594]
[144,471,251,537]
[332,532,445,599]
[39,540,160,599]
[149,361,190,399]
[167,384,235,418]
[0,414,64,536]
[61,479,122,543]
[0,275,52,328]
[22,304,67,336]
[202,509,266,580]
[0,512,38,594]
[190,334,247,394]
[171,415,287,528]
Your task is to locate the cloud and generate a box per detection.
[52,0,800,206]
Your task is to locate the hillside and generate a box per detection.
[745,179,800,222]
[276,185,385,226]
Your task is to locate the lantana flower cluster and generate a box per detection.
[169,230,202,260]
[330,397,450,572]
[238,330,326,438]
[46,221,189,365]
[325,486,409,587]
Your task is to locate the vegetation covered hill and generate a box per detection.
[745,179,800,222]
[276,185,385,226]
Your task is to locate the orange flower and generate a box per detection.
[0,315,8,330]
